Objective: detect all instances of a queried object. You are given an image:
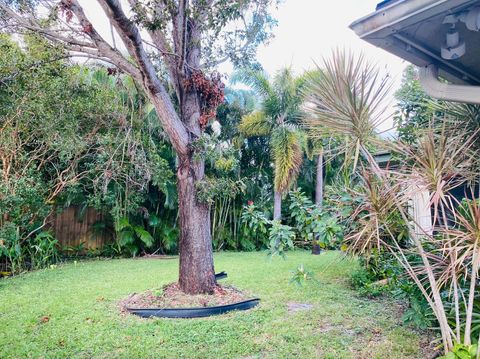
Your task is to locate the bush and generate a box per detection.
[240,203,270,249]
[350,267,389,297]
[268,220,295,257]
[287,189,344,249]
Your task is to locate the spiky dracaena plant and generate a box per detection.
[234,68,305,220]
[303,49,480,354]
[356,127,478,353]
[440,197,480,348]
[401,123,478,345]
[398,124,478,223]
[345,170,407,254]
[440,103,480,171]
[302,49,392,171]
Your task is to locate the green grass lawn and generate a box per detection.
[0,251,430,358]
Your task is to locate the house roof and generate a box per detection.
[376,0,402,10]
[350,0,480,85]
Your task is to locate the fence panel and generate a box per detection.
[50,207,112,251]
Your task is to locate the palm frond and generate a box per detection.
[271,67,304,125]
[230,68,273,100]
[238,111,272,137]
[271,125,304,192]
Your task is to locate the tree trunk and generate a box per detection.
[177,154,216,295]
[273,191,282,221]
[315,149,324,209]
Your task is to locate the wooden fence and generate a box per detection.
[49,206,112,251]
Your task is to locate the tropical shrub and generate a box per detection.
[350,268,389,298]
[240,203,270,249]
[115,217,154,257]
[439,344,478,359]
[287,189,343,249]
[28,232,59,270]
[268,221,295,257]
[0,34,181,269]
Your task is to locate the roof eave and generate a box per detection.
[349,0,454,40]
[349,0,480,84]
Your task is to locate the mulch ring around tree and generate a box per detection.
[119,283,252,313]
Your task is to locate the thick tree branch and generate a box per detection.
[65,0,143,83]
[177,0,188,72]
[0,1,143,83]
[97,0,189,155]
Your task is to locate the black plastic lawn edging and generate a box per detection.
[126,298,260,318]
[215,271,227,280]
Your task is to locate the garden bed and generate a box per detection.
[120,283,252,311]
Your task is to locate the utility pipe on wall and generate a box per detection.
[419,64,480,104]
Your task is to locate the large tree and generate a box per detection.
[0,0,278,294]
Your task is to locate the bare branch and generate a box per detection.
[64,0,143,82]
[0,1,143,83]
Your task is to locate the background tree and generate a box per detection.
[394,65,437,143]
[0,0,279,294]
[235,67,305,220]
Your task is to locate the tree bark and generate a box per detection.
[273,191,282,221]
[315,149,324,209]
[177,154,216,294]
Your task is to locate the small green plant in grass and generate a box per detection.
[290,264,314,286]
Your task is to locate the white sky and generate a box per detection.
[255,0,407,78]
[225,0,409,134]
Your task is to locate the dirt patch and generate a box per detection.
[119,283,251,312]
[287,302,314,313]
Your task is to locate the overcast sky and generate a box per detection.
[227,0,408,133]
[255,0,407,79]
[81,0,408,84]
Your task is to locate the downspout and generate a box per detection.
[419,64,480,104]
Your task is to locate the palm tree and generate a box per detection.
[313,140,324,208]
[234,68,305,221]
